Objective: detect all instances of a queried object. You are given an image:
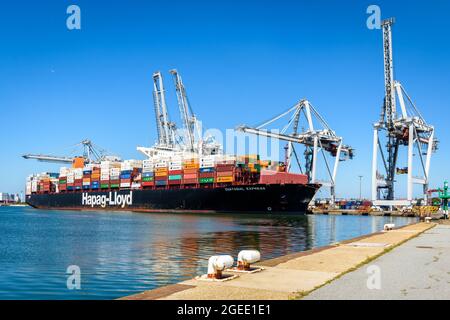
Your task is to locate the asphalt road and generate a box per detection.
[304,224,450,300]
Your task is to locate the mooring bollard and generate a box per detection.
[237,250,261,271]
[207,255,234,279]
[384,223,395,231]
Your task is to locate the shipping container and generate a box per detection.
[217,176,233,183]
[199,177,215,184]
[168,174,182,180]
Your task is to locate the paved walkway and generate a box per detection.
[121,222,433,300]
[305,224,450,300]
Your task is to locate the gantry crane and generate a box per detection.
[170,69,200,153]
[371,18,438,207]
[237,99,354,204]
[22,139,118,165]
[138,70,221,159]
[152,71,176,148]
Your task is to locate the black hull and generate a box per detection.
[26,184,320,214]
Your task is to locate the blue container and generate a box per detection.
[83,170,92,175]
[83,185,90,190]
[121,170,132,174]
[199,168,215,173]
[75,186,81,190]
[120,174,131,179]
[49,172,60,178]
[143,172,154,178]
[91,185,99,189]
[67,186,74,191]
[155,180,167,186]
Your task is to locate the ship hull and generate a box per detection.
[26,184,320,214]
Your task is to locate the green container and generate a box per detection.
[199,177,215,184]
[100,184,109,189]
[169,174,182,181]
[59,180,67,184]
[110,184,120,188]
[142,177,154,182]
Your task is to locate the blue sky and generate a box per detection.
[0,0,449,199]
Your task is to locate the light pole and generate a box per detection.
[358,175,363,200]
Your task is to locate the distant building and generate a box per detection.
[0,193,21,204]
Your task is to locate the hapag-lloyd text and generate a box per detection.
[82,192,133,208]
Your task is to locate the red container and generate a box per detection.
[169,169,183,175]
[216,171,234,177]
[183,168,198,174]
[199,172,215,178]
[110,179,120,184]
[120,178,131,183]
[142,181,154,187]
[183,173,198,179]
[183,178,198,184]
[155,176,168,181]
[216,165,235,172]
[169,180,182,185]
[259,171,308,184]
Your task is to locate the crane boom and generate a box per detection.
[382,18,396,128]
[22,154,74,164]
[237,99,354,204]
[152,71,174,147]
[170,69,196,152]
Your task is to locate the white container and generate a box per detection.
[120,182,131,188]
[131,182,141,189]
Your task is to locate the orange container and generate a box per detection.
[183,163,199,169]
[183,168,198,174]
[217,176,233,183]
[155,172,168,177]
[156,167,168,173]
[72,157,84,169]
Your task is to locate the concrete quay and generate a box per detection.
[120,222,434,300]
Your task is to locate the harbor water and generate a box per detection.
[0,206,417,299]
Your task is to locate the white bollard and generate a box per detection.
[207,255,234,279]
[237,250,261,271]
[384,223,395,231]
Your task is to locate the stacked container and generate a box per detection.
[142,159,154,188]
[74,168,83,190]
[199,156,215,184]
[67,170,75,191]
[82,166,92,190]
[100,161,111,189]
[155,160,168,187]
[168,159,183,185]
[120,161,132,188]
[183,158,199,184]
[91,165,100,190]
[215,162,235,183]
[25,176,33,195]
[59,167,69,192]
[110,167,121,189]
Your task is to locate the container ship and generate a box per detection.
[25,155,320,213]
[24,70,321,213]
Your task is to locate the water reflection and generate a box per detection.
[0,207,416,299]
